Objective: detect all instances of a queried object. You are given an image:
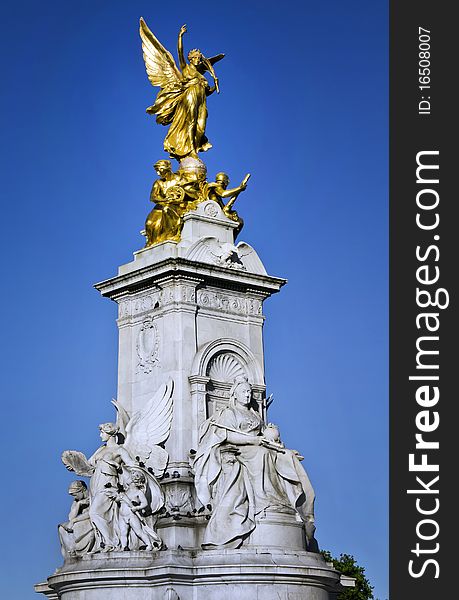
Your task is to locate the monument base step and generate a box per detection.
[36,548,344,600]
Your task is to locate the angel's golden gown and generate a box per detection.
[148,63,212,160]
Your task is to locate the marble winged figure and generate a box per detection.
[139,18,224,160]
[61,380,174,552]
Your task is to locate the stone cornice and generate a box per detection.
[95,257,286,301]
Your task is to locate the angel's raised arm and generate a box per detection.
[177,24,187,71]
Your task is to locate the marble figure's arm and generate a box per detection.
[211,421,261,446]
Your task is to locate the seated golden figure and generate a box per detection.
[145,160,190,246]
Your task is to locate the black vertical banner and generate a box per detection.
[390,2,456,598]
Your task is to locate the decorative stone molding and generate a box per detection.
[188,375,210,426]
[133,291,162,313]
[196,289,262,317]
[119,282,198,324]
[118,298,131,319]
[180,284,197,304]
[117,290,162,322]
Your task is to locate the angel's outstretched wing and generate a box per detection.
[140,18,182,91]
[124,380,174,476]
[61,450,94,477]
[111,398,130,438]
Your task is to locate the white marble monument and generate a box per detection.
[35,17,353,600]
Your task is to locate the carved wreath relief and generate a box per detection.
[197,290,262,316]
[136,317,160,374]
[203,201,219,217]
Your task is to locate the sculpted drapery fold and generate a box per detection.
[192,377,316,549]
[140,18,223,161]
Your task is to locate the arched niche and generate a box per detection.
[189,339,266,434]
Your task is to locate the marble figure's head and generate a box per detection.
[130,469,146,486]
[68,480,87,499]
[229,376,252,407]
[98,422,118,442]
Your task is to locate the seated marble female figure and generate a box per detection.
[58,480,95,557]
[193,376,316,549]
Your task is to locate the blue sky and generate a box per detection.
[0,1,387,597]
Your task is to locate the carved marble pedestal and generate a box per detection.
[36,201,348,599]
[37,549,346,600]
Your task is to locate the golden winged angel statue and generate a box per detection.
[139,18,224,161]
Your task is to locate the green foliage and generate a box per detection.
[321,550,374,600]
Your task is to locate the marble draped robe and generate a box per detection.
[193,406,315,549]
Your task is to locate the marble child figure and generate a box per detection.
[192,376,317,549]
[115,470,162,551]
